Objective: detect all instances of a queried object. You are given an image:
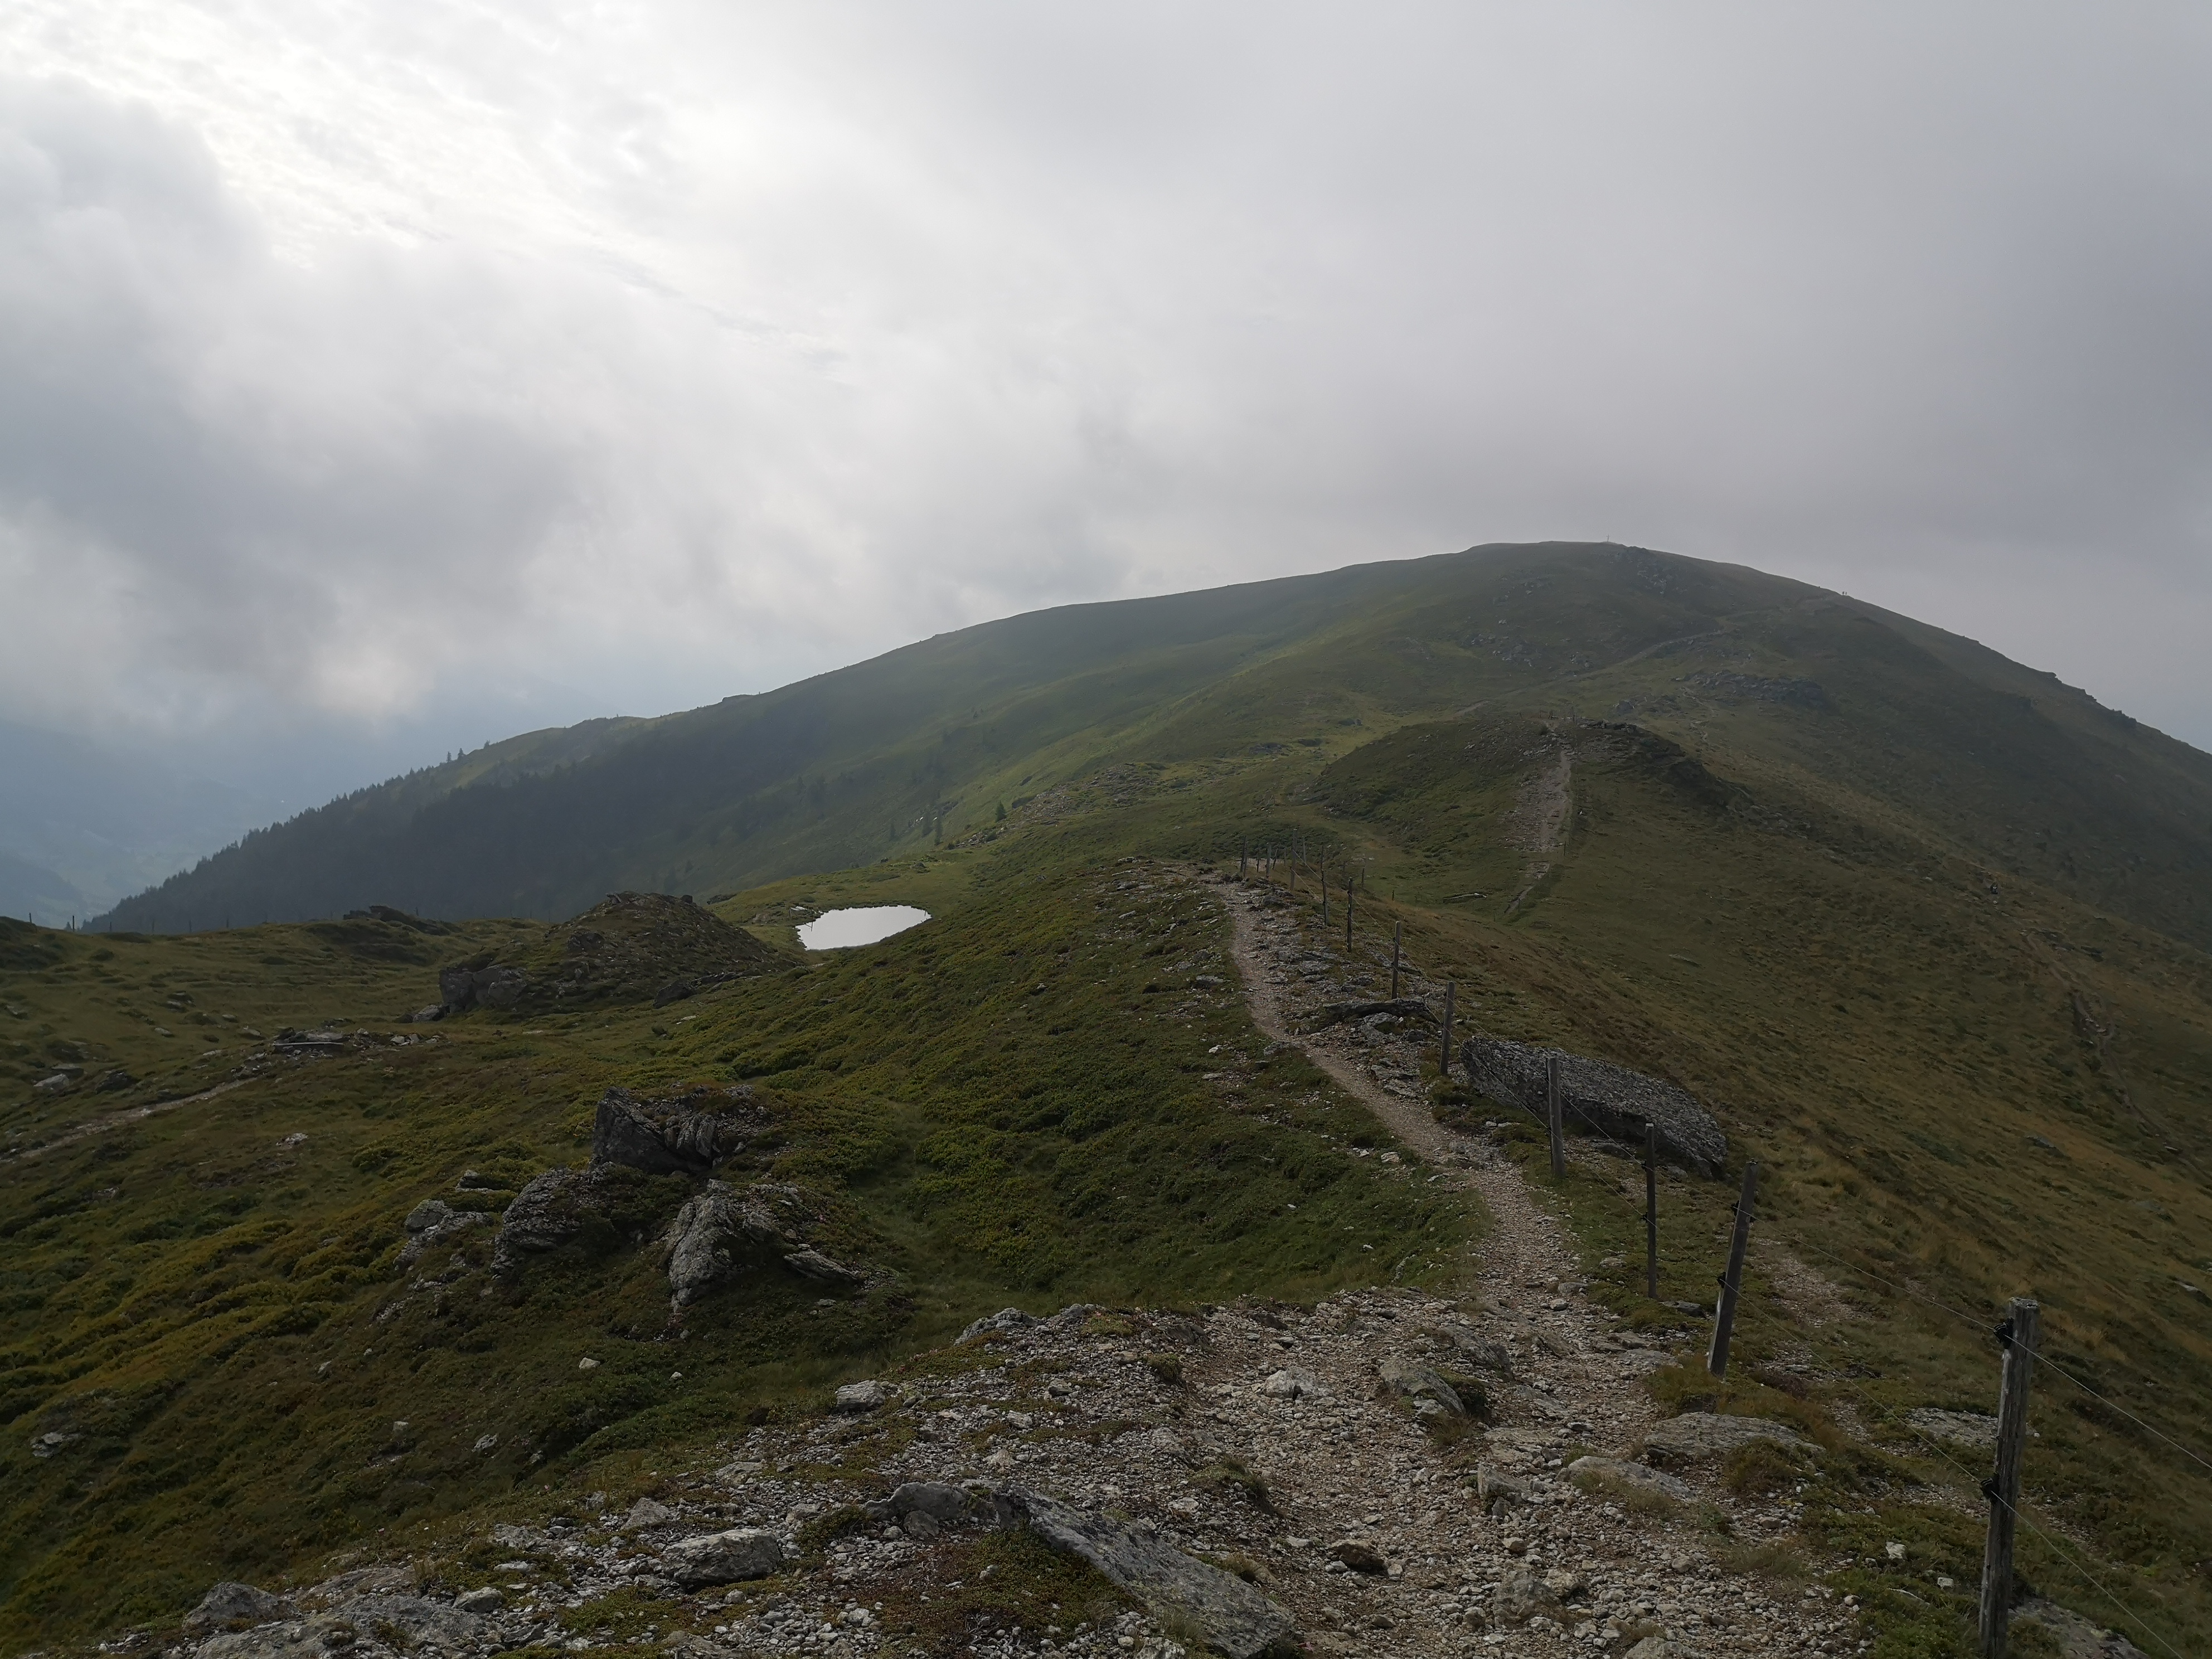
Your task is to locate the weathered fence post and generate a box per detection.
[1345,880,1354,950]
[1390,921,1403,1000]
[1645,1122,1660,1299]
[1321,865,1330,926]
[1978,1298,2040,1658]
[1706,1162,1760,1377]
[1546,1054,1566,1177]
[1439,981,1456,1078]
[1239,837,1247,881]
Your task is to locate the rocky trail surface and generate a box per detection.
[143,870,2089,1659]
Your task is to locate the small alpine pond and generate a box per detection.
[797,905,931,949]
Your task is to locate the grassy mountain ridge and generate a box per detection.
[101,544,2212,959]
[9,544,2211,1654]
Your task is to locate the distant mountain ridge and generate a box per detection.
[100,542,2212,953]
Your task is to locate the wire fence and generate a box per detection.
[1234,848,2202,1655]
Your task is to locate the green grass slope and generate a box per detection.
[104,545,2212,965]
[14,544,2212,1655]
[2,848,1469,1645]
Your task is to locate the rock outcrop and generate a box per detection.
[184,1583,294,1633]
[436,962,527,1011]
[432,893,785,1016]
[1639,1411,1809,1467]
[591,1085,768,1176]
[664,1179,864,1307]
[1458,1034,1727,1173]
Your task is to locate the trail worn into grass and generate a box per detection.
[1205,872,1850,1655]
[4,1076,247,1163]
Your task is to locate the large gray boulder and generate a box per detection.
[1002,1487,1298,1658]
[663,1527,786,1585]
[1459,1035,1726,1173]
[1641,1412,1808,1467]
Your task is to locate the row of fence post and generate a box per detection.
[1233,831,2043,1657]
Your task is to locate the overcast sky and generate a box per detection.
[4,2,2211,801]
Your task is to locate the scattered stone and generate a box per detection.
[1640,1412,1808,1467]
[833,1380,891,1413]
[1255,1367,1329,1400]
[663,1527,787,1586]
[622,1497,677,1530]
[1004,1487,1299,1659]
[453,1587,504,1614]
[1624,1639,1698,1659]
[184,1583,294,1633]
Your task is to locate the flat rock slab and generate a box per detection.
[1568,1456,1692,1502]
[1904,1408,1997,1450]
[1642,1412,1809,1466]
[1005,1487,1298,1659]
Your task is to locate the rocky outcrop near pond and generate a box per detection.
[430,891,789,1017]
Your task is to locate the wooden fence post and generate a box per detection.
[1645,1123,1660,1299]
[1978,1298,2040,1658]
[1546,1055,1566,1177]
[1390,921,1403,1000]
[1239,837,1248,881]
[1345,880,1354,951]
[1321,865,1330,926]
[1439,981,1456,1078]
[1706,1162,1760,1377]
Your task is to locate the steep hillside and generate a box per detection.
[104,544,2212,956]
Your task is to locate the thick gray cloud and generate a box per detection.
[2,2,2210,774]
